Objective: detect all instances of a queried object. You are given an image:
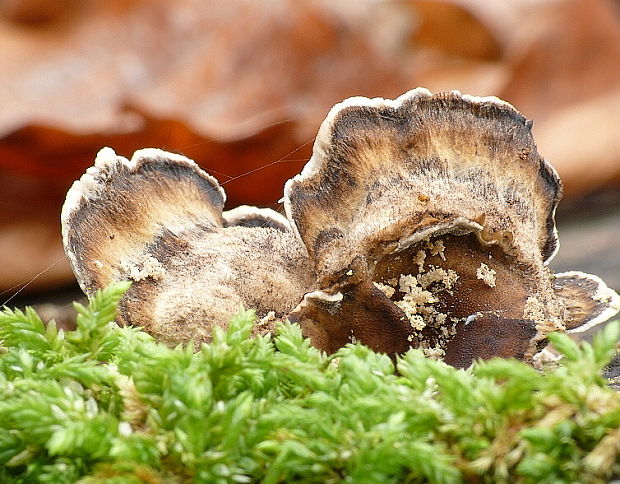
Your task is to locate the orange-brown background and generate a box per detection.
[1,0,618,297]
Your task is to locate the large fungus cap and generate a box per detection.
[284,88,619,365]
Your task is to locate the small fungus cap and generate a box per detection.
[62,147,226,295]
[62,147,312,345]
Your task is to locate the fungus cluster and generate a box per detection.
[62,88,620,368]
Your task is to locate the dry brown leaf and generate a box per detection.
[499,0,620,121]
[0,0,618,293]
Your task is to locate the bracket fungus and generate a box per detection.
[62,88,620,368]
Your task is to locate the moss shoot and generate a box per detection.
[1,282,619,483]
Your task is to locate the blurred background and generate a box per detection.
[0,0,619,320]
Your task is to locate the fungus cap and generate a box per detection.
[282,89,615,362]
[62,147,312,345]
[61,90,619,366]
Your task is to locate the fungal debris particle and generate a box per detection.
[476,263,496,287]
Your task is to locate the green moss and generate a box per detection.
[1,282,618,483]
